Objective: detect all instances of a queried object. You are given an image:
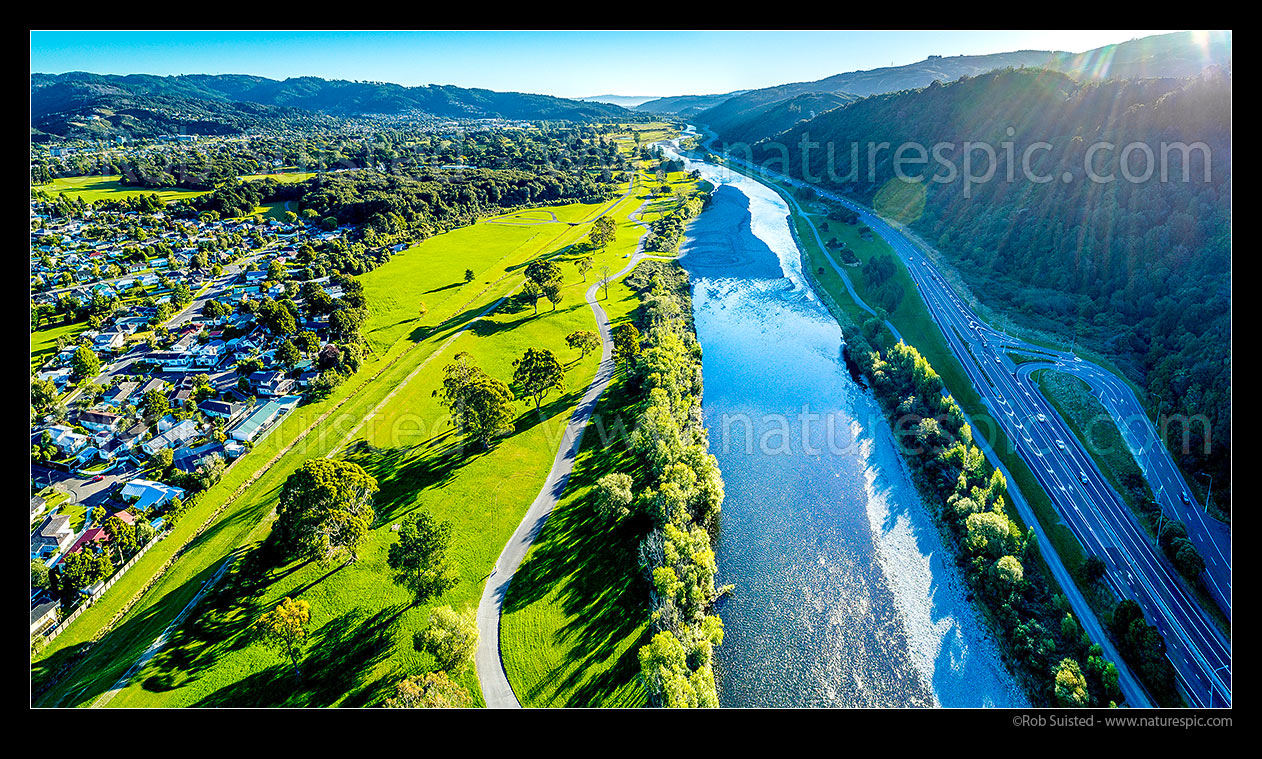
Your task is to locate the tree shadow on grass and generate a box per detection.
[191,604,404,707]
[31,557,232,707]
[343,437,477,527]
[501,378,651,706]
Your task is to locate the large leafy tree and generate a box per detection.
[565,330,600,359]
[56,550,113,608]
[511,347,565,411]
[275,459,378,565]
[436,353,516,447]
[70,346,100,381]
[612,323,641,368]
[387,510,459,606]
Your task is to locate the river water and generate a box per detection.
[660,133,1026,708]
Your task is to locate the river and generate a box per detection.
[659,131,1026,708]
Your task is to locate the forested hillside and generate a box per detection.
[754,67,1231,511]
[31,72,643,139]
[698,50,1059,144]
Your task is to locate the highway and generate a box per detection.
[811,183,1231,708]
[683,125,1231,708]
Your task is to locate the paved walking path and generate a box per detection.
[474,199,655,708]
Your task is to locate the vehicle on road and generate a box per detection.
[1080,472,1089,484]
[1056,440,1065,450]
[89,474,105,483]
[1037,413,1047,422]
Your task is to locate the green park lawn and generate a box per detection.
[31,320,88,372]
[33,175,209,203]
[34,171,315,205]
[496,160,705,708]
[498,274,650,708]
[31,155,673,708]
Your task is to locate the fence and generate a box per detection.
[40,527,171,644]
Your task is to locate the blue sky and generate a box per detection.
[30,30,1181,98]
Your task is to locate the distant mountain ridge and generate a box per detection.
[697,49,1062,144]
[578,94,661,107]
[662,31,1232,146]
[31,72,643,139]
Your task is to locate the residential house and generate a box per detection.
[31,514,74,558]
[120,479,185,511]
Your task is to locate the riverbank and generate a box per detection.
[662,133,1026,707]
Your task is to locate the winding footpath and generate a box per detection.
[474,198,656,708]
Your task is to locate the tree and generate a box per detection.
[384,672,471,708]
[254,597,311,676]
[1083,555,1107,582]
[275,459,378,565]
[575,256,593,281]
[57,550,113,607]
[612,323,641,368]
[70,346,100,381]
[594,472,634,522]
[542,281,563,311]
[387,510,459,606]
[994,554,1024,588]
[296,330,321,354]
[591,215,617,251]
[415,606,478,672]
[31,560,50,591]
[104,515,138,561]
[31,376,59,413]
[276,340,301,371]
[464,268,475,283]
[1053,658,1090,708]
[512,348,565,411]
[436,353,517,447]
[522,280,543,316]
[565,330,600,359]
[524,259,562,289]
[148,447,174,474]
[599,265,613,300]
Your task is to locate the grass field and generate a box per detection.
[34,172,315,205]
[31,320,87,372]
[495,147,710,708]
[31,156,675,707]
[497,272,650,708]
[32,176,209,203]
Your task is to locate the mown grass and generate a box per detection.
[494,145,709,708]
[497,272,649,708]
[31,319,87,372]
[32,176,209,203]
[31,161,667,708]
[34,172,314,204]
